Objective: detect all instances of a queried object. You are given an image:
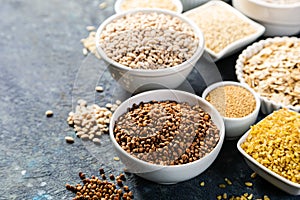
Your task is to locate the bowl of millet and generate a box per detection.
[109,89,225,184]
[96,9,205,93]
[202,81,261,139]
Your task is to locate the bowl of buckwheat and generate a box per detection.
[96,9,205,93]
[109,89,225,184]
[237,108,300,195]
[202,81,261,139]
[236,37,300,114]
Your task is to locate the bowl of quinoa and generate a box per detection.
[96,9,204,93]
[237,108,300,195]
[202,81,261,139]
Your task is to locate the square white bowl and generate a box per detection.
[184,0,265,61]
[237,121,300,195]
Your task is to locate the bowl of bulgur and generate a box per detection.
[202,81,261,139]
[235,36,300,114]
[96,9,204,93]
[237,108,300,195]
[109,89,225,184]
[114,0,183,13]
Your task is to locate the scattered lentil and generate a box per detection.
[80,30,101,59]
[184,2,256,54]
[92,138,101,145]
[200,181,205,187]
[241,108,300,184]
[99,12,199,69]
[219,184,226,188]
[242,37,300,107]
[205,85,256,118]
[65,136,75,144]
[120,0,177,12]
[67,99,115,143]
[45,110,53,117]
[113,100,220,165]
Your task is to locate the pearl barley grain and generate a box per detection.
[45,110,53,117]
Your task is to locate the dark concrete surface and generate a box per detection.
[0,0,299,199]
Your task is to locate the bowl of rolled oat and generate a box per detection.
[237,108,300,195]
[233,0,300,36]
[96,9,204,93]
[202,81,261,139]
[236,37,300,114]
[114,0,183,13]
[109,89,225,184]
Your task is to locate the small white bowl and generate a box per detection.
[202,81,260,139]
[232,0,300,36]
[237,125,300,195]
[114,0,183,13]
[109,89,225,184]
[235,37,300,114]
[184,1,265,61]
[96,9,205,93]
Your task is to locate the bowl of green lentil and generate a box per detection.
[109,89,225,184]
[202,81,261,139]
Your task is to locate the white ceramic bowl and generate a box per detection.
[183,1,265,61]
[114,0,183,13]
[235,37,300,114]
[109,89,225,184]
[232,0,300,36]
[96,9,205,93]
[237,121,300,195]
[202,81,260,139]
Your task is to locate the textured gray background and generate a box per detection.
[0,0,299,199]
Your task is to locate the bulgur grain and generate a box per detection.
[241,108,300,184]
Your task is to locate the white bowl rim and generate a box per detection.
[184,0,265,60]
[202,81,261,121]
[114,0,183,14]
[96,8,205,74]
[237,124,300,189]
[109,89,225,169]
[235,36,300,112]
[248,0,300,8]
